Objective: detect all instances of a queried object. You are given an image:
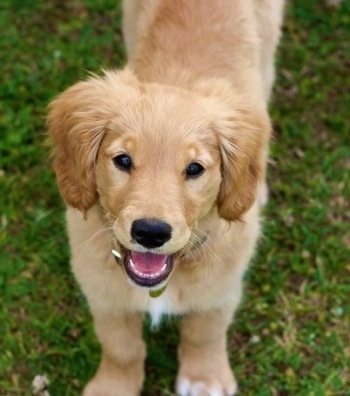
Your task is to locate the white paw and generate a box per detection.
[176,377,238,396]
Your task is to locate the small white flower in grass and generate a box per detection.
[32,375,50,396]
[53,50,61,59]
[331,306,344,317]
[309,333,316,341]
[250,335,261,344]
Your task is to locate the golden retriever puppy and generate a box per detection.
[48,0,284,395]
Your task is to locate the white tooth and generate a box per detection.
[128,257,169,279]
[111,249,121,259]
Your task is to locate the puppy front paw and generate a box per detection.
[176,374,237,396]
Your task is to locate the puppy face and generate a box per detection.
[48,70,270,290]
[95,89,223,288]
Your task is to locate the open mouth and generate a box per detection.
[123,250,174,289]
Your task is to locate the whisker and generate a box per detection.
[183,228,222,264]
[74,223,115,266]
[97,205,118,221]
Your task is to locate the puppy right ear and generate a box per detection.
[48,80,105,213]
[47,69,139,213]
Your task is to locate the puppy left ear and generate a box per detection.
[214,104,271,221]
[195,79,271,221]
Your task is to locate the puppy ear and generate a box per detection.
[47,69,138,213]
[213,101,271,221]
[195,80,271,220]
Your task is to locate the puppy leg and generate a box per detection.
[122,0,143,58]
[83,314,145,396]
[176,309,237,396]
[255,0,285,101]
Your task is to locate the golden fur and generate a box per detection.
[48,0,284,395]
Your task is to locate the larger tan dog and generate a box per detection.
[48,0,284,395]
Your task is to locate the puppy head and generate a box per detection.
[48,69,270,289]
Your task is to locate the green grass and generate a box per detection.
[1,0,349,395]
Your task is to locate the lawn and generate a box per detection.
[0,0,349,395]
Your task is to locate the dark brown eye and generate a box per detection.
[185,162,205,178]
[113,154,132,171]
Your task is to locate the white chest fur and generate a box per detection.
[147,293,172,327]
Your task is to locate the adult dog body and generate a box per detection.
[48,0,284,395]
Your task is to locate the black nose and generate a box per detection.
[131,218,172,249]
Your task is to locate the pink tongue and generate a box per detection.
[130,251,168,274]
